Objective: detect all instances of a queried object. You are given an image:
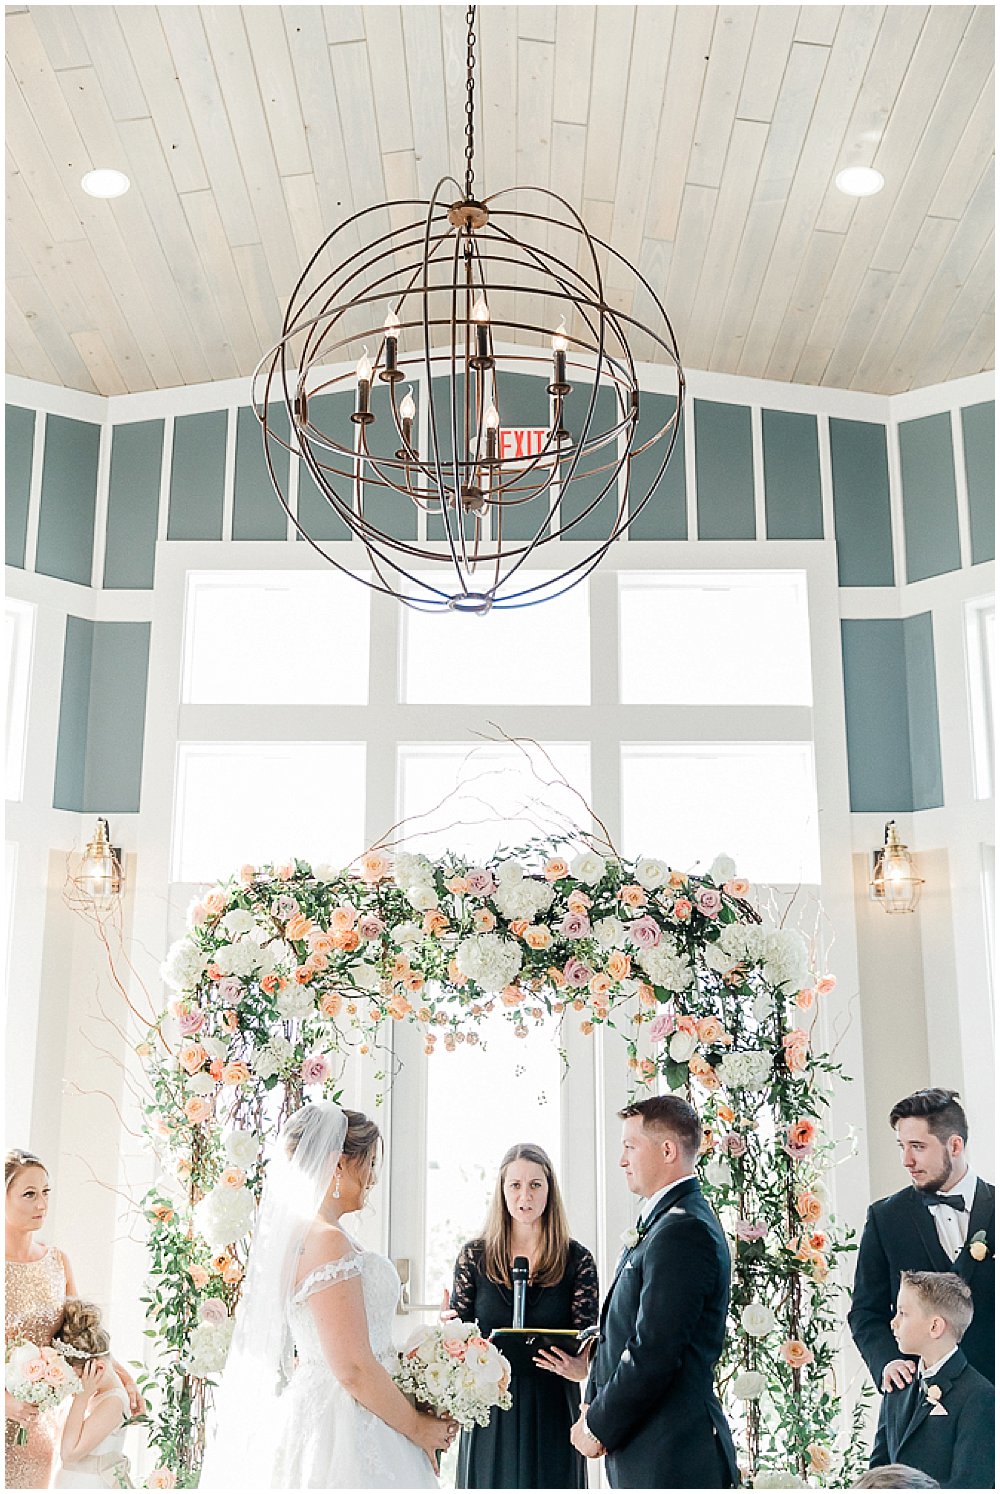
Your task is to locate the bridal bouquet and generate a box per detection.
[5,1340,83,1444]
[394,1321,512,1430]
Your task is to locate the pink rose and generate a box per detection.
[695,887,723,918]
[199,1299,228,1326]
[215,977,242,1004]
[271,894,300,921]
[648,1011,675,1043]
[301,1054,331,1086]
[465,868,496,897]
[189,903,208,926]
[358,914,384,941]
[815,975,837,997]
[735,1219,766,1242]
[563,957,594,989]
[147,1470,177,1490]
[628,915,662,949]
[723,1132,747,1157]
[559,910,591,939]
[178,1009,205,1037]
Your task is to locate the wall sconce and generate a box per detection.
[869,820,923,914]
[81,817,124,900]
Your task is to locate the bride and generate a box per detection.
[200,1102,455,1488]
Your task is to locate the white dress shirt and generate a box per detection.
[920,1344,959,1381]
[637,1173,698,1228]
[925,1168,977,1262]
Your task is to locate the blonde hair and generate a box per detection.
[900,1269,974,1340]
[56,1299,112,1360]
[480,1144,570,1289]
[5,1149,46,1190]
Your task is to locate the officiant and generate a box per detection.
[446,1143,599,1488]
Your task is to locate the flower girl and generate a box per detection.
[53,1300,133,1489]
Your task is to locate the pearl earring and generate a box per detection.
[333,1174,341,1199]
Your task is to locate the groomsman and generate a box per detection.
[570,1095,739,1488]
[849,1088,995,1391]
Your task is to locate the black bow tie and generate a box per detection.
[921,1192,967,1212]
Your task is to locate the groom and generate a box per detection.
[571,1095,739,1488]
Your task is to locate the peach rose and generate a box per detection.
[222,1010,239,1031]
[320,990,343,1019]
[589,971,613,998]
[221,1259,243,1285]
[473,907,497,933]
[697,1016,726,1045]
[668,871,688,889]
[509,919,529,938]
[807,1444,832,1475]
[222,1061,251,1086]
[332,929,360,953]
[326,906,353,935]
[308,930,338,955]
[546,966,567,989]
[304,952,328,975]
[689,1054,721,1090]
[795,1190,824,1224]
[637,980,657,1007]
[782,1030,810,1073]
[189,1264,210,1290]
[184,1096,212,1125]
[360,850,391,884]
[795,987,815,1010]
[567,889,592,913]
[260,974,281,996]
[787,1118,817,1150]
[179,1043,207,1075]
[448,957,468,985]
[293,965,313,984]
[389,993,413,1020]
[815,975,837,997]
[723,878,751,897]
[239,863,256,885]
[276,862,295,881]
[639,1057,657,1081]
[151,1203,175,1223]
[580,1020,594,1036]
[285,913,314,942]
[524,925,552,950]
[619,883,648,909]
[221,1166,245,1189]
[672,897,693,921]
[717,1104,735,1125]
[147,1469,178,1490]
[544,858,569,881]
[779,1338,814,1369]
[403,971,425,993]
[606,950,631,982]
[501,986,522,1008]
[445,874,470,895]
[422,909,449,936]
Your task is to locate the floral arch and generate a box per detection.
[138,843,869,1486]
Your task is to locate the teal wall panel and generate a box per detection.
[829,418,894,587]
[840,614,943,812]
[167,411,226,540]
[903,611,944,811]
[628,392,686,540]
[762,409,823,540]
[898,412,961,583]
[358,382,419,544]
[694,400,755,539]
[233,405,289,539]
[54,617,151,813]
[103,420,164,589]
[6,405,34,569]
[35,415,101,586]
[961,401,994,565]
[558,382,620,541]
[296,393,353,543]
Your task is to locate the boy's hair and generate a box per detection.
[900,1269,974,1340]
[855,1465,940,1489]
[888,1089,968,1145]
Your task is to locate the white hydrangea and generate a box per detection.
[732,1370,766,1400]
[224,1130,259,1169]
[194,1184,255,1248]
[186,1316,235,1378]
[455,933,523,993]
[633,857,668,890]
[718,1049,774,1091]
[393,921,423,946]
[570,850,606,885]
[394,852,435,889]
[709,853,737,885]
[636,943,695,991]
[717,924,770,967]
[753,1472,806,1489]
[214,941,262,978]
[760,928,810,993]
[161,937,210,993]
[703,941,737,975]
[492,877,556,923]
[252,1035,295,1081]
[704,1156,733,1188]
[277,985,314,1020]
[407,884,440,912]
[740,1302,777,1338]
[593,915,626,950]
[219,908,255,938]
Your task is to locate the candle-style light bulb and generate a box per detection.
[472,294,490,324]
[382,307,401,380]
[357,347,373,384]
[385,306,401,336]
[549,318,570,398]
[552,318,569,352]
[353,346,373,421]
[483,399,500,461]
[400,388,416,422]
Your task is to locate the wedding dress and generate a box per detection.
[271,1236,435,1488]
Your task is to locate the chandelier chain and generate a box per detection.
[464,5,477,201]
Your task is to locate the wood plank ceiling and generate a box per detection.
[5,4,995,398]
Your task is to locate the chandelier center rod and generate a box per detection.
[464,4,478,203]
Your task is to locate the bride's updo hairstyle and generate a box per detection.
[5,1148,47,1188]
[281,1103,382,1186]
[55,1298,112,1360]
[340,1109,382,1179]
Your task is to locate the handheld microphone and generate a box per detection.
[512,1256,529,1329]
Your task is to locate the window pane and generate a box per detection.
[397,742,591,863]
[619,571,813,705]
[621,743,820,883]
[966,598,994,800]
[172,743,366,882]
[424,1006,562,1305]
[5,600,34,802]
[181,571,370,704]
[401,573,590,704]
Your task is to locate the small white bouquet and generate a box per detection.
[5,1339,83,1444]
[394,1320,512,1430]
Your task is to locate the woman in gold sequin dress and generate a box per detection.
[5,1151,144,1490]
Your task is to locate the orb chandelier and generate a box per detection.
[254,6,683,613]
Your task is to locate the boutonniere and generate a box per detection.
[924,1383,948,1416]
[621,1218,649,1251]
[968,1229,991,1262]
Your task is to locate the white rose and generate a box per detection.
[634,857,668,890]
[668,1030,698,1063]
[732,1370,766,1400]
[704,1156,733,1188]
[347,961,381,991]
[593,915,626,950]
[709,853,737,885]
[751,991,775,1021]
[224,1131,259,1169]
[570,850,606,885]
[393,921,423,946]
[161,938,210,993]
[313,862,337,882]
[394,852,435,889]
[495,859,524,885]
[407,885,440,912]
[277,986,314,1020]
[219,908,255,938]
[203,1036,229,1062]
[187,1072,216,1096]
[703,942,736,975]
[740,1302,777,1338]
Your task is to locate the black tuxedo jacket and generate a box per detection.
[870,1348,995,1488]
[585,1178,739,1489]
[848,1178,995,1385]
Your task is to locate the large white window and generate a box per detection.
[620,742,821,883]
[181,571,371,704]
[172,742,367,883]
[401,572,590,704]
[618,570,813,705]
[966,597,994,800]
[396,742,592,863]
[5,599,35,802]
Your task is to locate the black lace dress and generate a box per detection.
[450,1238,600,1489]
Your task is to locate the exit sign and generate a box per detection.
[498,427,551,462]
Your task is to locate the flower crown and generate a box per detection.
[51,1337,106,1362]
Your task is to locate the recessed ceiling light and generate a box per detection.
[835,166,884,198]
[81,168,130,199]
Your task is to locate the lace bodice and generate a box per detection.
[289,1239,401,1368]
[451,1238,599,1333]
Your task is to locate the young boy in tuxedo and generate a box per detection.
[870,1270,994,1489]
